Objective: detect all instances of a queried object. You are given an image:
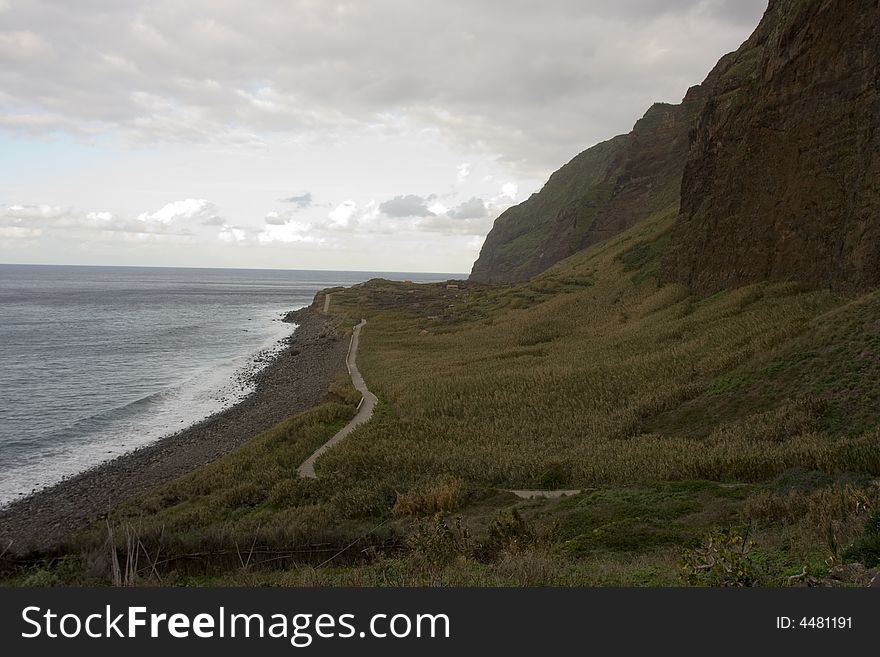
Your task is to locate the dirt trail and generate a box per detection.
[322,292,332,313]
[297,319,376,478]
[506,490,582,499]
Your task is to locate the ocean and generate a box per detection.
[0,264,455,506]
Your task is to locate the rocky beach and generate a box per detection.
[0,305,346,555]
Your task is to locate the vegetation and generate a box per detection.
[5,204,880,587]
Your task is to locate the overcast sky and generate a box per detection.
[0,0,767,273]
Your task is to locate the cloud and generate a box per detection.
[278,192,313,209]
[379,194,435,218]
[0,0,769,174]
[1,199,229,240]
[137,198,222,225]
[448,197,488,220]
[456,163,471,184]
[264,211,287,225]
[217,224,248,243]
[0,30,52,61]
[0,225,42,239]
[86,211,115,223]
[328,200,358,228]
[2,204,69,222]
[258,220,320,244]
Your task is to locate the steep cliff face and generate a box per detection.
[469,135,626,284]
[473,0,880,291]
[470,88,706,284]
[666,0,880,294]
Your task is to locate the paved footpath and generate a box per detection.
[297,318,377,478]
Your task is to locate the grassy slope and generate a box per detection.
[470,135,627,282]
[9,204,880,586]
[309,203,880,584]
[332,207,867,490]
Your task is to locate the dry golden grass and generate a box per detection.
[318,208,875,509]
[392,478,466,517]
[14,204,880,586]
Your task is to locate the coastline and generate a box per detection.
[0,305,347,555]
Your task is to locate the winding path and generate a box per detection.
[297,319,377,478]
[506,490,582,499]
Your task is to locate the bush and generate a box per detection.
[680,529,758,587]
[841,511,880,568]
[393,479,466,517]
[21,569,61,587]
[538,462,569,488]
[406,515,470,569]
[483,509,536,557]
[220,483,266,509]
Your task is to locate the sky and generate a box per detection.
[0,0,767,273]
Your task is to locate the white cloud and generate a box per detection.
[456,163,471,184]
[328,200,358,229]
[137,198,221,225]
[86,211,116,223]
[353,200,382,231]
[0,201,223,240]
[500,182,518,200]
[258,221,319,244]
[0,0,768,173]
[2,204,69,221]
[217,225,248,243]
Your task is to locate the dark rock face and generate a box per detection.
[472,0,879,293]
[470,88,706,284]
[666,0,880,294]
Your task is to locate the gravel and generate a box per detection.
[0,306,347,555]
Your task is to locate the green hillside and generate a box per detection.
[17,204,877,587]
[7,0,879,588]
[470,91,704,284]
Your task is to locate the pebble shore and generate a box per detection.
[0,306,346,555]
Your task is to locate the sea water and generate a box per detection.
[0,264,454,505]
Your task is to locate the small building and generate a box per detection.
[446,283,460,290]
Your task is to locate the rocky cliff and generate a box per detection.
[469,88,706,284]
[473,0,880,294]
[665,0,880,294]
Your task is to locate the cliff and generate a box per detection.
[469,88,706,284]
[473,0,880,294]
[665,0,880,294]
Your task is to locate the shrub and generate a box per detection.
[392,479,466,517]
[841,511,880,568]
[538,462,569,489]
[406,515,470,569]
[680,529,758,587]
[483,509,536,557]
[220,483,266,509]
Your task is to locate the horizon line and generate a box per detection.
[0,262,468,276]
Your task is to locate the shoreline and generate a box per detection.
[0,305,347,556]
